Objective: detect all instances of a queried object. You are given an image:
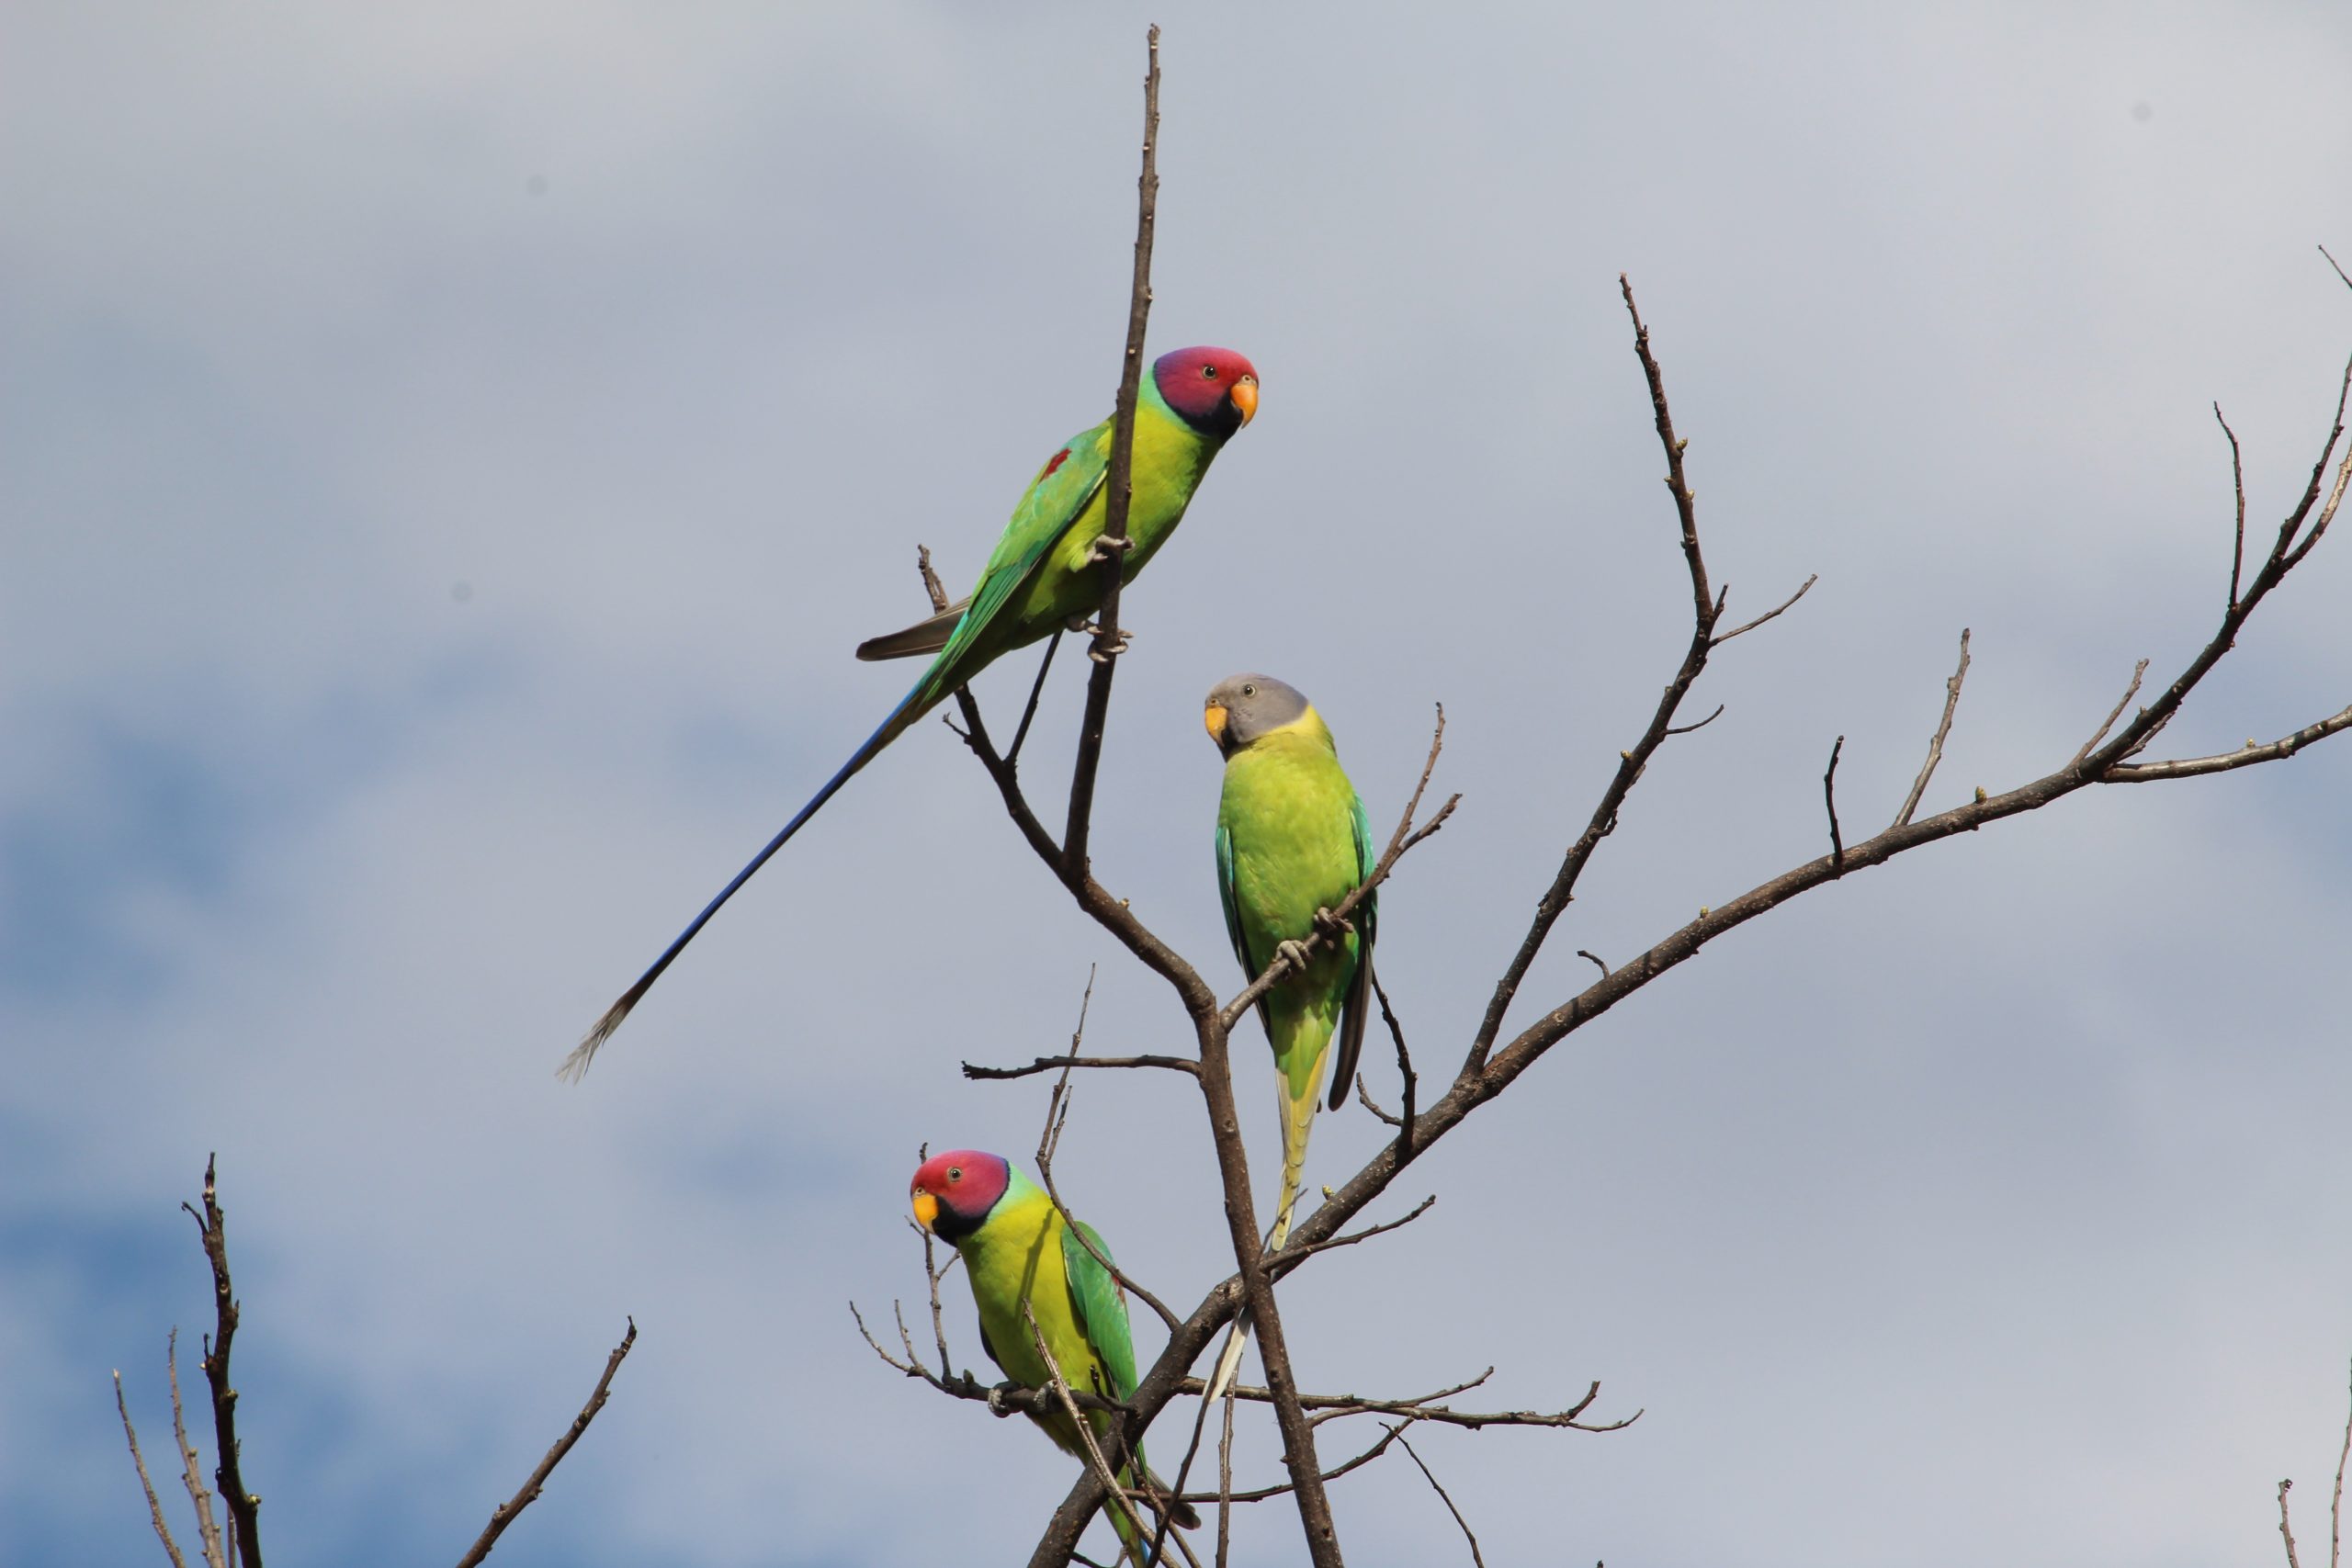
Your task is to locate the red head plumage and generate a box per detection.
[910,1148,1012,1242]
[1152,346,1259,437]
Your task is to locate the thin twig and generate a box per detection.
[1665,704,1724,738]
[168,1330,227,1568]
[2071,659,2150,766]
[1388,1425,1487,1568]
[1712,573,1818,646]
[1576,950,1609,978]
[116,1369,190,1568]
[2332,1354,2351,1568]
[965,1053,1200,1081]
[2323,244,2352,295]
[2287,1479,2305,1568]
[451,1321,638,1568]
[1216,1379,1238,1566]
[921,1226,956,1378]
[916,544,951,615]
[2219,405,2249,610]
[1181,1371,1634,1434]
[1371,968,1417,1158]
[1059,23,1160,876]
[1007,629,1065,768]
[1184,1422,1412,1506]
[1823,736,1846,875]
[1271,1197,1439,1277]
[1893,628,1971,829]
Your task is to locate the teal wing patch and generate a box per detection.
[1216,820,1272,1037]
[915,420,1111,707]
[1060,1220,1140,1401]
[1350,791,1378,956]
[1329,791,1378,1111]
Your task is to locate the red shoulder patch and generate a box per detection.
[1041,447,1071,479]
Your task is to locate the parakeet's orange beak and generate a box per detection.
[1204,703,1228,747]
[1229,377,1258,426]
[911,1190,939,1232]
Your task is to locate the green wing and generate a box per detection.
[1215,820,1272,1037]
[1328,791,1378,1111]
[914,421,1111,707]
[1060,1220,1140,1400]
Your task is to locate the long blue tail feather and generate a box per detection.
[559,676,934,1079]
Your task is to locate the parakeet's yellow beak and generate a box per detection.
[1204,703,1228,747]
[1229,377,1258,426]
[911,1190,939,1232]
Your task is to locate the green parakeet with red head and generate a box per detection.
[911,1149,1200,1562]
[564,347,1260,1077]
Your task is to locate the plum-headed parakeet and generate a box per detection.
[564,348,1259,1077]
[1202,673,1374,1393]
[911,1149,1200,1560]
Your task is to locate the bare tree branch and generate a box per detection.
[2103,704,2352,782]
[182,1157,262,1568]
[450,1321,638,1568]
[1463,277,1815,1076]
[965,1053,1202,1082]
[2287,1478,2306,1568]
[1893,628,1971,829]
[1387,1426,1487,1568]
[2333,1354,2350,1568]
[116,1369,190,1568]
[1059,23,1160,876]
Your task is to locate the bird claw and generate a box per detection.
[1086,628,1131,663]
[1273,938,1314,976]
[986,1382,1018,1418]
[1085,532,1136,565]
[1312,906,1354,941]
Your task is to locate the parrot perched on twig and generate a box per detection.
[911,1149,1200,1562]
[1200,673,1375,1398]
[563,347,1259,1079]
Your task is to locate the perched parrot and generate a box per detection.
[562,347,1260,1079]
[911,1149,1200,1561]
[1201,673,1374,1395]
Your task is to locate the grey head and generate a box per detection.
[1204,673,1313,757]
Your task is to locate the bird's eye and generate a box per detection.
[1241,682,1257,697]
[947,1167,963,1182]
[1202,364,1218,378]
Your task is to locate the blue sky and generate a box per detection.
[6,5,2352,1564]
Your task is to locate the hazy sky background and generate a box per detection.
[7,5,2352,1564]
